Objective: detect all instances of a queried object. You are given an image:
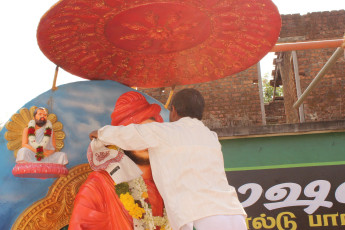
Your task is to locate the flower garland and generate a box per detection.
[116,177,171,230]
[27,119,52,161]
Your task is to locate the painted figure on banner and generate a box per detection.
[69,91,170,230]
[16,107,68,164]
[10,107,69,179]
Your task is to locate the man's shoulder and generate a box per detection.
[176,117,205,126]
[140,117,203,130]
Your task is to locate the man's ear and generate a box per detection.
[170,106,181,121]
[172,106,179,116]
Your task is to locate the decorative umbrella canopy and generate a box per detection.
[37,0,281,88]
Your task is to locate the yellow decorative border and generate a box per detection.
[4,106,65,158]
[11,163,92,230]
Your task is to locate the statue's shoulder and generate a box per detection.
[86,170,113,184]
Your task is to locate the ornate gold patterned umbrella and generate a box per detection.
[37,0,281,87]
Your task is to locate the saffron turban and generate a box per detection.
[111,91,163,126]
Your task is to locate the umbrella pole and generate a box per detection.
[52,66,59,91]
[164,86,176,109]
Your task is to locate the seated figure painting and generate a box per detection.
[11,107,68,178]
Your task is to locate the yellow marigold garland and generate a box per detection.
[115,177,171,230]
[119,192,146,219]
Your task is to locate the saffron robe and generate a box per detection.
[69,170,164,230]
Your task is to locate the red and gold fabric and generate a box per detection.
[69,170,164,230]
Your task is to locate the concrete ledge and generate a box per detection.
[213,120,345,139]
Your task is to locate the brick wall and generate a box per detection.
[140,10,345,128]
[279,11,345,122]
[140,65,263,129]
[265,98,286,125]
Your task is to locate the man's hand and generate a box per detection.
[89,130,98,140]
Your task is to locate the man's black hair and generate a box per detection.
[171,88,205,120]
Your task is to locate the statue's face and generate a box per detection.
[35,109,48,127]
[126,149,150,165]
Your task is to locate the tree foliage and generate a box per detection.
[262,73,283,103]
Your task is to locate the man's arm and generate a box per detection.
[90,124,159,151]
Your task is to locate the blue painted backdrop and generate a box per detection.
[0,80,169,230]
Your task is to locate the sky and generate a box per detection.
[0,0,344,124]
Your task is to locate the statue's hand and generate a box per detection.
[43,150,55,157]
[89,130,98,140]
[24,144,37,153]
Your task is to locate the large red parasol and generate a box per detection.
[37,0,281,88]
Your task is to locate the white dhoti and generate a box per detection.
[16,147,68,165]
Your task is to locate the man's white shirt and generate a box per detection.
[98,117,246,230]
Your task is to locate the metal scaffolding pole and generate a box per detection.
[271,39,344,52]
[293,47,344,109]
[291,51,305,122]
[267,36,345,110]
[257,63,266,125]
